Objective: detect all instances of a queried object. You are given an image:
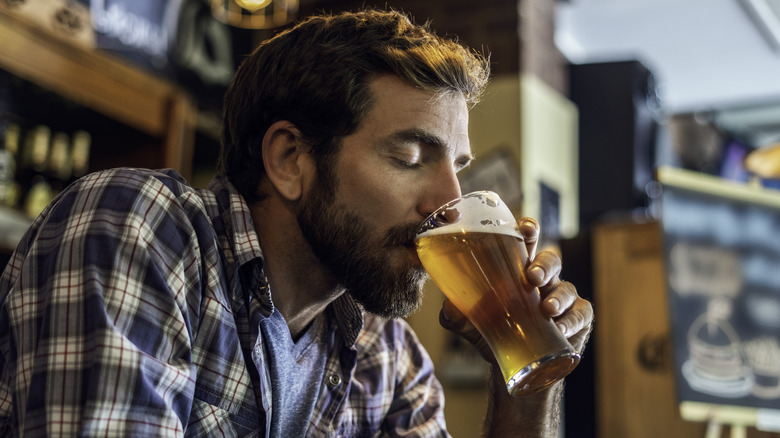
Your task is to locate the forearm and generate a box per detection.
[482,365,563,438]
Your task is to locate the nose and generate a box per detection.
[417,164,462,219]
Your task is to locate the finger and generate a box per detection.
[540,280,578,317]
[439,299,469,332]
[553,298,594,353]
[525,250,562,287]
[516,217,539,260]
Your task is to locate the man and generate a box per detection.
[0,8,593,437]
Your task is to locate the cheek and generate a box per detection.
[336,165,417,225]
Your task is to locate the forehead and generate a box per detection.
[366,75,468,119]
[358,75,471,153]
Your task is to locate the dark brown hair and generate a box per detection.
[219,8,490,203]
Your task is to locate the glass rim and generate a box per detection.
[415,190,506,237]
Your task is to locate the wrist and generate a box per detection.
[483,365,564,438]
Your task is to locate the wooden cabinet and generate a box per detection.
[593,220,777,438]
[0,7,196,178]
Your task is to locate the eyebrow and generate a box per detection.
[387,128,474,169]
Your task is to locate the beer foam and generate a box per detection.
[417,191,522,238]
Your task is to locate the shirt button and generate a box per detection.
[328,374,342,386]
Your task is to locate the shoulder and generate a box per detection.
[66,167,196,205]
[52,168,215,225]
[12,168,219,272]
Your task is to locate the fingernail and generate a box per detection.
[557,324,567,336]
[521,219,537,228]
[530,266,545,282]
[547,297,561,311]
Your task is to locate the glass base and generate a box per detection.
[506,350,581,397]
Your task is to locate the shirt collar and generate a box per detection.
[328,294,365,347]
[208,174,273,313]
[208,174,364,346]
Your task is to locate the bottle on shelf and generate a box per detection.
[22,124,54,218]
[48,130,73,195]
[70,129,91,182]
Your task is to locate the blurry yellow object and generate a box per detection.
[211,0,298,29]
[745,143,780,178]
[234,0,272,11]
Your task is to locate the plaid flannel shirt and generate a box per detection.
[0,168,448,437]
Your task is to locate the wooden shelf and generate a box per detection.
[0,7,196,179]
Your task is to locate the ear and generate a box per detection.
[261,121,313,201]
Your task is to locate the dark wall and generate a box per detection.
[293,0,521,76]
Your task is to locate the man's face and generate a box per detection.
[297,75,472,318]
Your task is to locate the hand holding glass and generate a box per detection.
[415,191,580,396]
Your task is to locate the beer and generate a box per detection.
[417,227,579,395]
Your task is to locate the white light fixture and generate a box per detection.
[739,0,780,52]
[210,0,298,29]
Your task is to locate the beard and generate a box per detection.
[297,177,428,319]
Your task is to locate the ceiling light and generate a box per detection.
[739,0,780,52]
[210,0,298,29]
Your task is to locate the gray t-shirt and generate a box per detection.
[259,310,328,437]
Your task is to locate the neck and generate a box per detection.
[250,196,343,338]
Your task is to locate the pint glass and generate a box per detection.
[415,191,580,396]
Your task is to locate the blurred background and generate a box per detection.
[2,0,780,437]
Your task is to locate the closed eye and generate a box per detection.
[393,158,423,169]
[389,144,423,169]
[381,128,471,172]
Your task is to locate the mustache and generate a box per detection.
[383,222,422,248]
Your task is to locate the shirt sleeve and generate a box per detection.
[352,315,450,438]
[382,318,450,438]
[0,170,203,437]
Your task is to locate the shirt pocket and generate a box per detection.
[186,387,262,438]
